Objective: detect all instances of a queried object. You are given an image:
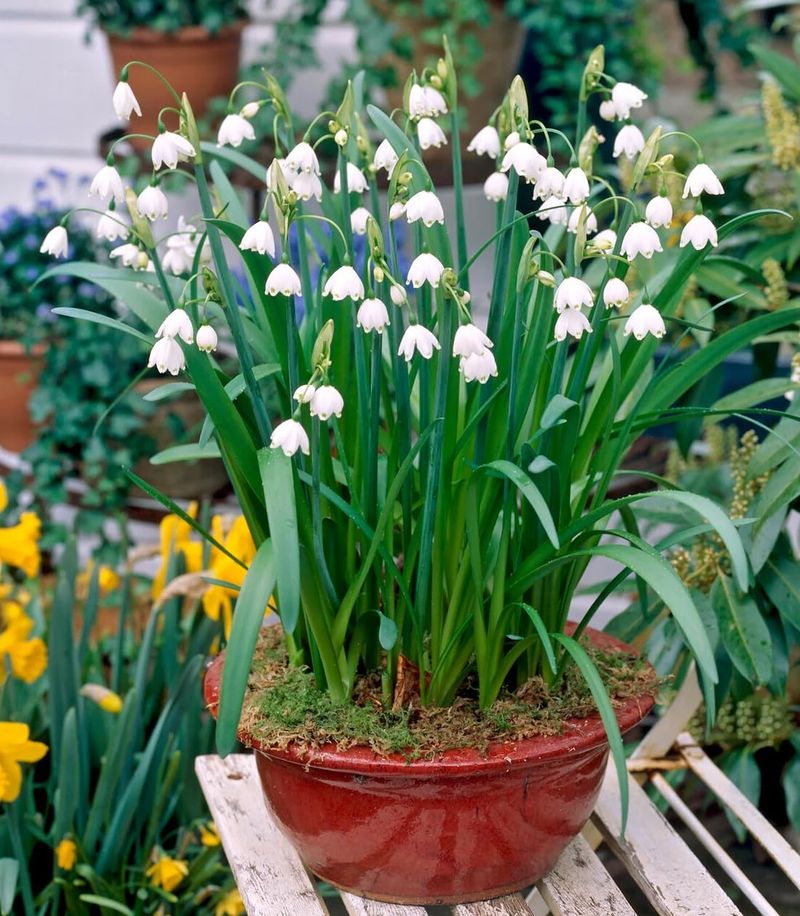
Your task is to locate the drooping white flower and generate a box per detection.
[417,118,448,150]
[292,171,323,202]
[389,201,407,221]
[504,131,520,150]
[620,221,663,260]
[603,278,629,309]
[624,303,666,340]
[613,124,645,160]
[483,172,509,202]
[110,243,142,267]
[89,164,125,203]
[405,190,445,227]
[562,168,590,204]
[136,184,169,221]
[265,263,303,297]
[350,207,371,235]
[148,337,185,376]
[96,209,128,242]
[680,214,718,250]
[554,277,594,313]
[536,196,568,226]
[373,138,398,175]
[408,84,448,119]
[112,80,141,120]
[501,142,546,182]
[270,419,310,457]
[390,284,407,306]
[592,229,617,251]
[599,99,617,122]
[356,298,391,334]
[240,220,276,257]
[533,166,565,201]
[452,323,493,358]
[196,325,218,352]
[645,196,672,229]
[460,350,498,383]
[285,141,320,175]
[333,163,369,194]
[40,225,69,259]
[309,385,344,421]
[266,158,294,193]
[293,384,316,403]
[467,125,501,159]
[152,131,195,170]
[683,163,724,198]
[554,309,593,341]
[567,205,598,235]
[323,265,365,301]
[217,113,255,148]
[611,81,647,119]
[406,252,445,288]
[156,308,194,344]
[397,324,441,361]
[161,246,193,275]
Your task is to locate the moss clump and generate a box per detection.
[237,628,658,758]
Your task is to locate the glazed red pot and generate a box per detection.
[204,628,654,905]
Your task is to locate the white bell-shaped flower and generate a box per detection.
[397,324,441,361]
[453,323,493,358]
[467,125,501,159]
[266,158,294,193]
[240,221,276,257]
[270,419,310,457]
[533,166,565,201]
[406,252,445,288]
[96,210,128,242]
[408,84,448,119]
[389,202,407,221]
[554,309,593,341]
[624,303,666,340]
[110,243,141,267]
[483,172,509,202]
[265,263,303,297]
[217,113,255,148]
[592,229,617,251]
[292,171,323,202]
[645,196,673,229]
[682,163,724,198]
[294,384,317,404]
[555,277,594,313]
[112,80,141,120]
[603,278,630,309]
[373,139,398,175]
[156,308,194,344]
[333,163,369,194]
[562,168,590,204]
[567,205,597,235]
[196,325,218,353]
[89,164,125,204]
[356,298,391,334]
[460,350,498,383]
[504,131,520,150]
[620,221,663,260]
[350,207,371,235]
[611,81,647,119]
[137,185,169,221]
[613,125,645,160]
[405,190,445,227]
[501,142,546,182]
[536,196,568,226]
[151,131,196,170]
[390,284,407,306]
[599,99,617,122]
[417,118,448,150]
[148,337,185,376]
[323,265,365,301]
[40,226,69,258]
[680,214,718,250]
[309,385,344,421]
[285,141,320,175]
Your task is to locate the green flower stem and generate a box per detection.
[194,162,273,445]
[450,108,469,291]
[311,417,339,606]
[8,800,35,916]
[366,330,382,527]
[337,153,354,260]
[285,296,300,396]
[125,60,182,105]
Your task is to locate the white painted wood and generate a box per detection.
[452,896,533,915]
[592,762,743,915]
[631,665,703,761]
[524,890,550,916]
[535,834,635,916]
[195,754,329,916]
[339,895,428,916]
[675,732,800,891]
[651,773,781,916]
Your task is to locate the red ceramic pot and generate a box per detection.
[204,628,654,905]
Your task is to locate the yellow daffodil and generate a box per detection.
[80,683,124,714]
[151,503,203,598]
[77,561,121,598]
[146,855,189,893]
[6,637,47,684]
[199,822,221,847]
[0,722,48,802]
[215,888,244,916]
[0,480,7,513]
[0,513,41,578]
[55,838,78,870]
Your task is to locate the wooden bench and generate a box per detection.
[196,670,800,916]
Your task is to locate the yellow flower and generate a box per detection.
[80,683,124,714]
[146,855,189,893]
[199,822,220,847]
[151,503,203,598]
[0,513,41,578]
[6,637,47,684]
[77,561,121,599]
[215,888,244,916]
[0,722,48,802]
[0,480,7,514]
[55,838,78,870]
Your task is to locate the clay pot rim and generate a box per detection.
[204,626,655,776]
[0,339,47,357]
[106,21,247,45]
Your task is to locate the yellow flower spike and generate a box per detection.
[215,888,244,916]
[199,822,221,847]
[0,513,41,578]
[55,838,78,870]
[7,638,47,684]
[151,503,203,598]
[80,683,124,714]
[146,855,189,893]
[0,721,48,803]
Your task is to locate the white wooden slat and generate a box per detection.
[339,894,428,916]
[675,732,800,891]
[592,761,743,916]
[452,895,533,915]
[535,834,636,916]
[195,754,329,916]
[631,664,702,761]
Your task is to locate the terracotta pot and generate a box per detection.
[0,341,45,453]
[204,627,654,904]
[107,23,246,148]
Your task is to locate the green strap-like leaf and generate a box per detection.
[711,574,773,685]
[51,307,152,344]
[483,459,559,548]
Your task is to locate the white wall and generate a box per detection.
[0,0,356,208]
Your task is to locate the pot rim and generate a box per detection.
[204,626,655,775]
[0,340,47,357]
[106,21,247,45]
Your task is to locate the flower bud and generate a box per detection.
[373,264,385,283]
[335,128,348,147]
